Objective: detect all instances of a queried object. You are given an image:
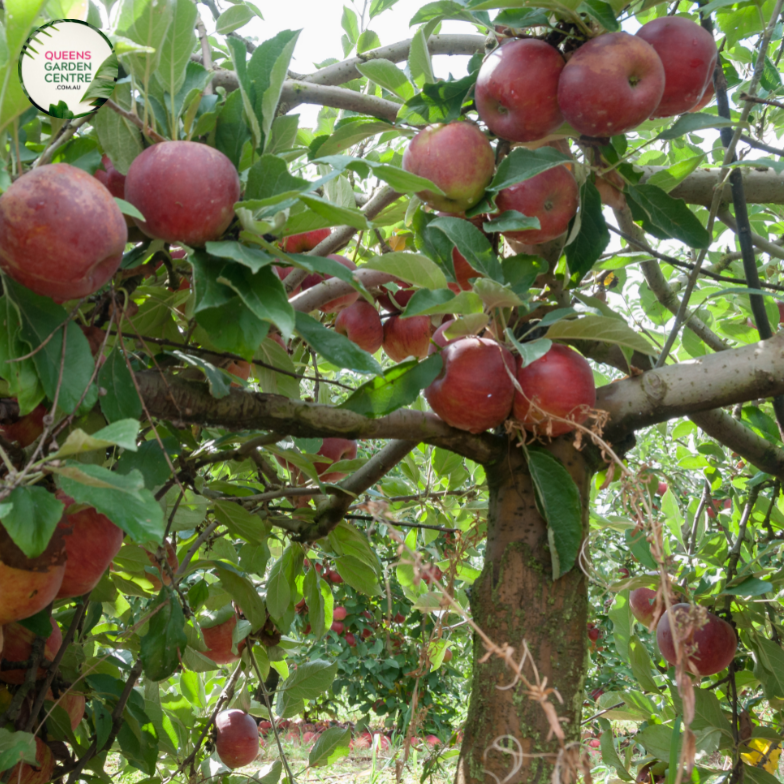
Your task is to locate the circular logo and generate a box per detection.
[19,19,116,119]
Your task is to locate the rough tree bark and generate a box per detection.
[456,439,599,784]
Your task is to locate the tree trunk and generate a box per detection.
[456,439,594,784]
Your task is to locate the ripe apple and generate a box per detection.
[202,614,246,665]
[0,163,127,302]
[55,493,124,599]
[636,17,717,117]
[345,632,357,647]
[0,402,47,447]
[333,606,348,621]
[422,565,444,585]
[393,613,406,624]
[475,39,565,142]
[94,155,126,199]
[0,524,66,626]
[557,32,665,137]
[335,300,383,353]
[443,648,453,663]
[361,628,372,639]
[428,319,457,355]
[451,249,480,292]
[425,337,515,433]
[377,285,416,314]
[125,141,240,246]
[354,732,372,750]
[145,540,179,590]
[8,736,54,784]
[331,620,345,634]
[587,626,601,642]
[495,165,579,245]
[313,438,357,482]
[690,80,715,112]
[513,344,596,437]
[656,603,737,676]
[425,735,441,748]
[402,122,496,213]
[657,481,668,496]
[281,229,331,253]
[0,617,62,684]
[60,691,86,731]
[383,315,434,362]
[226,360,251,386]
[215,710,260,768]
[629,588,658,627]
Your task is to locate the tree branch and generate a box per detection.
[717,208,784,262]
[280,81,401,122]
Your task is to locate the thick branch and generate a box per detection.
[280,81,401,122]
[136,370,502,464]
[289,269,396,312]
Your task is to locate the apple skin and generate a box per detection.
[301,255,359,313]
[383,315,434,362]
[656,603,737,676]
[0,402,47,447]
[8,736,54,784]
[557,32,665,137]
[0,523,66,626]
[426,337,515,434]
[202,615,246,665]
[335,300,383,353]
[60,692,86,730]
[333,606,348,621]
[55,493,124,599]
[402,123,496,213]
[629,587,658,627]
[146,540,179,591]
[0,617,62,684]
[345,632,357,647]
[475,39,565,142]
[452,249,480,291]
[331,620,345,634]
[313,438,357,481]
[428,319,457,355]
[690,80,714,112]
[495,166,579,245]
[377,285,415,314]
[125,141,240,247]
[0,163,127,302]
[513,344,596,437]
[636,17,717,118]
[215,709,260,769]
[227,360,251,387]
[94,155,126,199]
[281,229,330,253]
[657,481,668,496]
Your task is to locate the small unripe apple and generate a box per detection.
[125,141,240,247]
[425,337,515,433]
[513,344,596,437]
[215,709,260,768]
[281,229,330,253]
[557,32,665,137]
[656,603,737,676]
[443,648,453,663]
[495,166,579,245]
[629,588,658,627]
[383,315,434,362]
[0,163,127,302]
[402,122,496,213]
[475,39,565,142]
[636,17,717,118]
[335,300,383,353]
[0,617,62,684]
[0,402,47,447]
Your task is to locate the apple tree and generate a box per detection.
[0,0,783,782]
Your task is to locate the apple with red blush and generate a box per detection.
[335,300,383,353]
[215,709,260,768]
[629,587,658,627]
[281,229,331,253]
[0,617,62,684]
[0,402,47,447]
[383,315,435,362]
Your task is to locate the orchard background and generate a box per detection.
[0,0,783,782]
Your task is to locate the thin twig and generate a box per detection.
[106,99,166,143]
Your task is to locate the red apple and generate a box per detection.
[258,720,272,735]
[333,606,348,621]
[226,360,251,387]
[443,648,453,663]
[331,620,345,634]
[393,613,406,624]
[428,319,457,355]
[513,344,596,437]
[690,80,715,112]
[303,731,320,745]
[636,17,717,118]
[202,614,246,665]
[657,481,668,496]
[422,565,444,585]
[354,732,372,750]
[335,300,383,353]
[0,617,62,684]
[0,524,66,626]
[377,283,415,313]
[451,249,480,291]
[345,632,357,647]
[425,735,441,748]
[557,32,665,137]
[215,710,260,768]
[587,626,601,642]
[475,39,565,142]
[630,587,658,627]
[55,492,124,599]
[8,736,54,784]
[495,165,579,245]
[656,604,737,676]
[125,141,240,247]
[145,540,179,590]
[281,229,331,253]
[61,692,86,731]
[402,122,496,213]
[314,438,357,482]
[0,163,127,302]
[383,315,434,362]
[425,337,515,433]
[362,628,372,639]
[0,402,47,447]
[93,155,126,199]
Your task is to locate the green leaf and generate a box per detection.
[429,216,504,282]
[140,588,187,681]
[646,154,706,194]
[363,251,447,290]
[315,154,444,196]
[722,577,771,596]
[626,184,710,249]
[402,289,483,317]
[169,351,231,399]
[213,561,267,632]
[339,355,443,417]
[545,315,657,356]
[280,659,337,701]
[155,0,197,95]
[341,6,359,43]
[216,3,254,33]
[298,194,371,230]
[628,634,660,692]
[116,0,175,85]
[566,179,610,282]
[52,420,140,459]
[227,37,262,150]
[482,210,540,234]
[625,527,657,570]
[328,522,381,571]
[309,726,351,767]
[98,348,144,423]
[472,278,524,309]
[335,554,382,595]
[304,568,327,638]
[0,729,38,774]
[599,721,633,780]
[408,27,434,88]
[525,445,583,579]
[656,113,735,141]
[0,296,45,414]
[356,59,414,100]
[752,636,784,700]
[357,30,381,53]
[205,242,275,274]
[370,0,400,16]
[266,552,292,621]
[213,501,269,543]
[579,0,619,30]
[54,462,165,544]
[215,89,251,169]
[313,121,397,157]
[244,153,312,204]
[295,312,382,375]
[397,73,476,125]
[488,147,573,192]
[0,486,65,559]
[5,280,95,415]
[609,592,632,663]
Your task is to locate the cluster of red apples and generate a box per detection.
[629,587,737,676]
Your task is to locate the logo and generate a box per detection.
[20,19,117,119]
